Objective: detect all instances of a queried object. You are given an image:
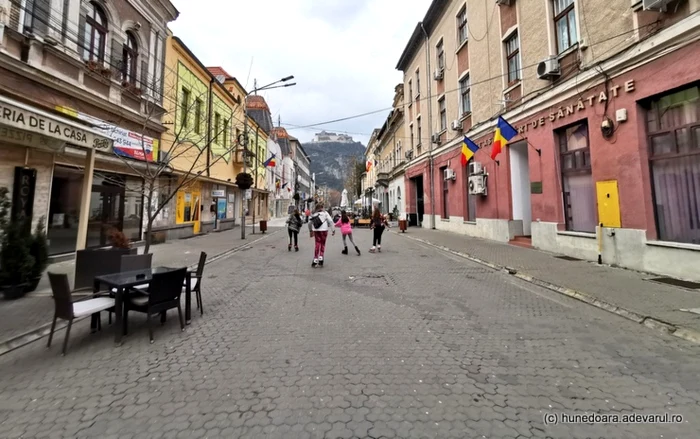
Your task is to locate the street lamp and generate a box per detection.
[240,75,296,239]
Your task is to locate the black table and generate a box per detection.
[94,267,192,345]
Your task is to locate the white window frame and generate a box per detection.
[458,71,471,117]
[456,4,468,48]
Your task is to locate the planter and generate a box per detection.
[24,276,42,293]
[2,284,29,300]
[399,220,407,233]
[259,220,268,233]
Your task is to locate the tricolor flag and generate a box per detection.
[461,136,479,166]
[275,179,280,189]
[263,154,277,167]
[282,182,288,188]
[491,116,518,160]
[366,160,372,172]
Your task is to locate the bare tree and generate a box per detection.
[92,70,250,254]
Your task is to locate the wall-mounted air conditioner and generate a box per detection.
[495,0,512,5]
[431,133,441,144]
[405,150,413,160]
[451,120,462,131]
[468,161,483,176]
[443,168,456,181]
[433,68,444,80]
[537,56,561,80]
[469,174,488,195]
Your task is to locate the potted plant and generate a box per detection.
[85,60,100,72]
[99,66,112,78]
[26,217,49,293]
[107,227,131,249]
[0,190,35,299]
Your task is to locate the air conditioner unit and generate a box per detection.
[431,133,441,144]
[405,150,413,160]
[469,174,488,195]
[159,150,170,163]
[443,168,456,181]
[642,0,672,10]
[495,0,512,5]
[451,120,462,131]
[537,56,561,80]
[433,68,444,80]
[468,161,483,176]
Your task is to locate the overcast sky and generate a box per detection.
[169,0,432,145]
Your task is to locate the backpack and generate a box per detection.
[312,214,324,229]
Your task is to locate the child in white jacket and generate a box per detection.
[308,203,335,267]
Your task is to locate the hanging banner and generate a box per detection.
[11,167,36,229]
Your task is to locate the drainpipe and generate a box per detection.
[420,22,436,229]
[206,77,214,177]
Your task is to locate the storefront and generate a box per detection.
[175,180,240,234]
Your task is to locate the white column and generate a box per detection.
[75,148,95,250]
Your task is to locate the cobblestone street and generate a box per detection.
[1,228,700,438]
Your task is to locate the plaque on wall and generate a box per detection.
[530,181,543,194]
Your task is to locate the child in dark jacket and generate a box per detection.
[286,209,303,251]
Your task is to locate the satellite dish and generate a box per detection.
[215,74,226,83]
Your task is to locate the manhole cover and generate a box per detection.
[648,277,700,290]
[349,275,390,287]
[555,255,582,261]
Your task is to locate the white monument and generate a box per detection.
[340,189,349,209]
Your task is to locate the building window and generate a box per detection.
[194,98,202,134]
[24,0,50,35]
[408,80,413,101]
[415,69,421,97]
[83,1,108,62]
[417,117,422,155]
[557,121,596,233]
[457,6,468,45]
[180,87,190,128]
[553,0,577,53]
[505,32,520,84]
[646,86,700,244]
[441,166,449,218]
[214,113,222,144]
[436,39,445,71]
[410,125,414,153]
[464,159,476,222]
[459,75,471,115]
[123,32,138,84]
[439,97,447,132]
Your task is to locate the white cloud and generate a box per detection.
[169,0,432,144]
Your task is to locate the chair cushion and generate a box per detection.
[182,278,198,291]
[129,295,149,307]
[73,297,116,318]
[112,284,148,294]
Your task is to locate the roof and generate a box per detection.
[395,0,450,71]
[245,95,273,134]
[207,66,232,79]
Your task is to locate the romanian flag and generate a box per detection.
[461,136,479,166]
[275,179,280,189]
[490,116,518,160]
[263,154,276,167]
[366,160,372,172]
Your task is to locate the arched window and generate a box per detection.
[123,32,138,83]
[83,2,108,62]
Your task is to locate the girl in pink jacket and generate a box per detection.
[335,211,361,256]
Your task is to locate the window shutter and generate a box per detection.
[111,39,123,81]
[77,9,87,60]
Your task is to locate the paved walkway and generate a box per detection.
[396,227,700,343]
[0,225,282,351]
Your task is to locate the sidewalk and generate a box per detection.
[0,225,281,354]
[396,227,700,344]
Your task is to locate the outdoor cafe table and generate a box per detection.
[94,267,192,345]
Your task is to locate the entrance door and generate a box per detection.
[86,186,124,248]
[415,176,424,226]
[509,141,532,236]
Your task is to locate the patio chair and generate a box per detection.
[47,272,116,355]
[105,253,154,324]
[185,252,207,316]
[124,268,188,343]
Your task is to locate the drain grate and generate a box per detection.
[555,255,582,261]
[349,274,391,287]
[648,277,700,290]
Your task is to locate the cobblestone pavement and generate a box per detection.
[1,229,700,438]
[0,227,281,346]
[400,227,700,333]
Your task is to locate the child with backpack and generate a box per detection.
[308,203,335,267]
[286,209,303,251]
[335,211,361,256]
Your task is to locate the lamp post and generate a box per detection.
[240,75,296,239]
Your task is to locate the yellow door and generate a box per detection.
[596,180,621,228]
[192,191,201,233]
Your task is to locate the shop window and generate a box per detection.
[557,121,596,233]
[47,166,83,255]
[441,166,449,218]
[646,85,700,244]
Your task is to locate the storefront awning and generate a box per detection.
[0,94,114,153]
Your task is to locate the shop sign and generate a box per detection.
[516,80,637,134]
[0,101,112,151]
[0,126,64,152]
[11,167,36,228]
[212,189,226,198]
[227,193,236,203]
[245,189,252,200]
[55,106,158,162]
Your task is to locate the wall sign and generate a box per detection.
[530,181,543,194]
[0,100,112,150]
[0,126,64,152]
[11,167,36,228]
[212,189,226,198]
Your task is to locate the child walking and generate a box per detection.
[335,211,361,256]
[369,207,389,253]
[308,203,335,267]
[286,209,303,251]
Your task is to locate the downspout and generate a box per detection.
[206,77,214,177]
[420,22,436,229]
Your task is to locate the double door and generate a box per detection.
[86,184,125,248]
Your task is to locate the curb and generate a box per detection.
[398,232,700,345]
[0,230,280,358]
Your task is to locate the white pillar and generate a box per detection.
[75,149,95,250]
